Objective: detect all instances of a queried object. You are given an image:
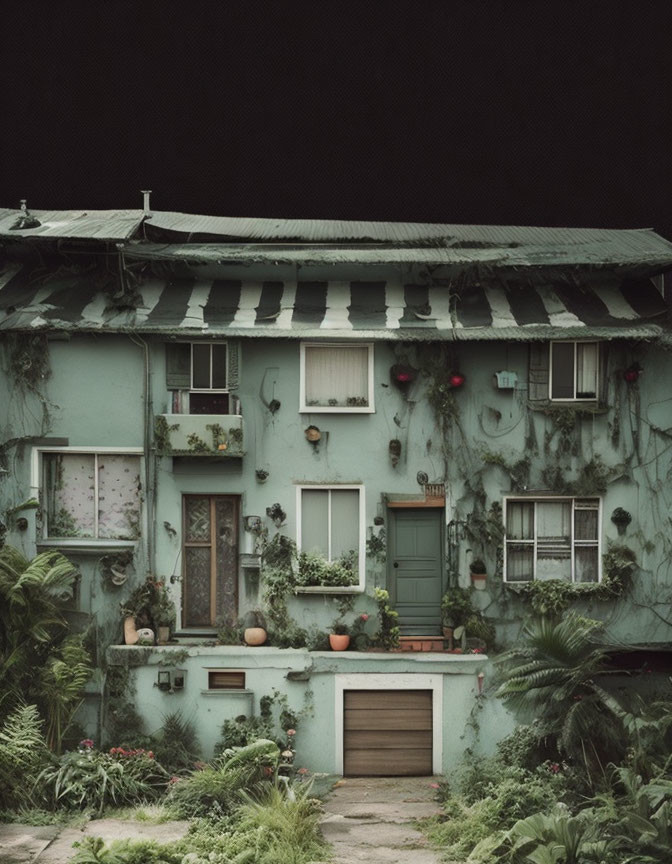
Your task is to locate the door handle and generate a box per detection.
[393,562,399,568]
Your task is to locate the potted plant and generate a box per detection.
[243,610,267,646]
[440,586,472,641]
[469,559,487,590]
[154,590,176,644]
[329,622,350,651]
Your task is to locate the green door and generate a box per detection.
[389,508,444,635]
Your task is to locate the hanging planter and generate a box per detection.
[469,559,487,590]
[624,363,642,383]
[390,364,418,389]
[449,372,466,388]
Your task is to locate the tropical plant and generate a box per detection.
[149,712,200,775]
[39,744,169,815]
[38,637,92,752]
[168,740,279,817]
[0,703,51,809]
[496,614,626,771]
[215,715,274,755]
[0,545,79,716]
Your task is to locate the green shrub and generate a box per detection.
[150,712,200,775]
[0,703,51,809]
[40,744,168,815]
[168,740,279,818]
[214,715,273,756]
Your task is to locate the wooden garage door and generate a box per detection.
[344,689,433,776]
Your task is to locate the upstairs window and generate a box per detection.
[504,497,600,583]
[300,343,374,412]
[550,341,598,401]
[42,451,142,541]
[296,485,365,586]
[166,342,239,415]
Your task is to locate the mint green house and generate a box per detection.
[1,204,671,776]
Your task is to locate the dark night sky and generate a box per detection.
[2,1,671,235]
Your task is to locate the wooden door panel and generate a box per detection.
[345,690,432,709]
[344,749,432,776]
[390,509,443,634]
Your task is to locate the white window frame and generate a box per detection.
[32,446,144,546]
[190,342,229,393]
[295,484,366,590]
[503,495,602,584]
[299,342,375,413]
[549,340,599,402]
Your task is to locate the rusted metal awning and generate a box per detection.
[0,265,667,340]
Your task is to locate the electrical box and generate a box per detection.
[494,371,518,389]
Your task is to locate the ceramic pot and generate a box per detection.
[244,627,267,646]
[470,572,487,591]
[329,633,350,651]
[158,625,170,645]
[123,615,139,645]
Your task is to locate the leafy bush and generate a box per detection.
[39,744,168,815]
[295,550,357,587]
[149,712,200,775]
[496,613,626,770]
[168,740,279,817]
[214,715,273,756]
[0,703,51,809]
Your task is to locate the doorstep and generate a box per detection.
[399,636,446,652]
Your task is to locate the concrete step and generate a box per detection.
[398,637,445,652]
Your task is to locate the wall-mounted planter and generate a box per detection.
[155,414,244,457]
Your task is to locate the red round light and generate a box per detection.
[449,373,465,388]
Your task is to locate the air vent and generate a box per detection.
[208,670,245,690]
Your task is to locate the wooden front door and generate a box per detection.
[389,508,443,635]
[182,495,239,628]
[343,690,433,776]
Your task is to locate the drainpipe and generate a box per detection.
[141,190,152,215]
[127,333,155,574]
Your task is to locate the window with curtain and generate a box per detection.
[550,341,598,400]
[504,497,600,583]
[301,343,373,411]
[298,486,363,581]
[43,452,142,540]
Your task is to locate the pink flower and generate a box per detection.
[168,776,181,785]
[472,648,482,654]
[297,767,309,775]
[360,613,369,621]
[287,729,296,736]
[429,782,440,789]
[79,739,94,749]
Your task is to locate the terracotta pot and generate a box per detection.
[123,615,139,645]
[158,625,170,645]
[470,572,487,591]
[329,633,350,651]
[244,627,267,646]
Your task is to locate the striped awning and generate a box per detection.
[0,267,668,340]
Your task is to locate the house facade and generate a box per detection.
[1,205,671,775]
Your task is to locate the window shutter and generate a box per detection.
[227,340,240,391]
[528,343,550,405]
[598,343,609,408]
[165,343,191,389]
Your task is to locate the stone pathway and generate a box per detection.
[320,776,443,863]
[0,818,190,864]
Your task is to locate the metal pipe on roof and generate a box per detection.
[141,190,152,214]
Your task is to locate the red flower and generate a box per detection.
[360,613,369,621]
[287,729,296,736]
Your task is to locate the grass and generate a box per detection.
[103,803,180,823]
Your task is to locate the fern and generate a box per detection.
[0,703,51,809]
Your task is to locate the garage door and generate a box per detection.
[343,689,433,776]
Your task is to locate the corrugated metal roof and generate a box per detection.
[0,266,666,341]
[124,240,672,274]
[144,211,672,249]
[0,208,145,240]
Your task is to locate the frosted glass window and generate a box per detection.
[505,498,600,583]
[303,344,371,409]
[299,487,361,564]
[44,452,141,540]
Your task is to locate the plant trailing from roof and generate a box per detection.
[154,415,178,455]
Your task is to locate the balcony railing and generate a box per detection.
[155,414,244,457]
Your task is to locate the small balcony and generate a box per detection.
[155,414,244,458]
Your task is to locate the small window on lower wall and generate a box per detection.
[208,670,246,689]
[504,497,601,583]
